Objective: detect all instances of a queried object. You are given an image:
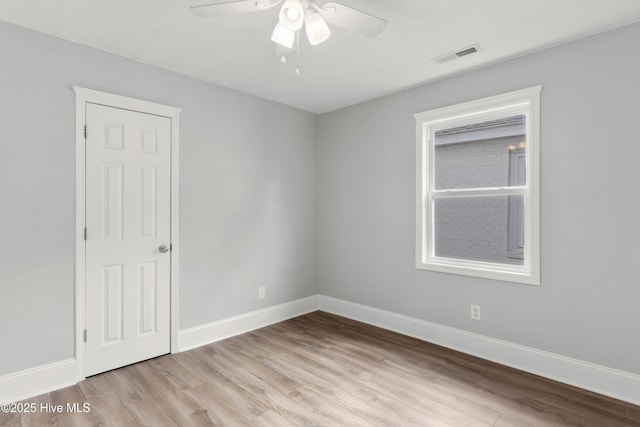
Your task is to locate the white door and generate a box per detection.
[84,103,171,376]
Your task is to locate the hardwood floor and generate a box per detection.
[2,311,639,426]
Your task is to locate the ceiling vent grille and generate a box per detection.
[433,44,483,64]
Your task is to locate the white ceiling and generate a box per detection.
[1,0,640,113]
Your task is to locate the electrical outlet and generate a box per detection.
[470,304,481,320]
[258,286,266,300]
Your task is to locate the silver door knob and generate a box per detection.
[158,245,169,254]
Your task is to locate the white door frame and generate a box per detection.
[74,86,181,380]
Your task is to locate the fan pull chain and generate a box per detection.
[296,29,301,75]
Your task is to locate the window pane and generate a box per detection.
[434,195,524,265]
[434,115,526,189]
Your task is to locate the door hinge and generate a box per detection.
[84,125,87,140]
[84,227,87,241]
[83,329,87,342]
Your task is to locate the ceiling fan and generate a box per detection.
[191,0,387,66]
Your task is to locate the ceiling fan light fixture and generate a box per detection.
[304,11,331,45]
[271,22,295,48]
[286,8,300,21]
[279,0,304,31]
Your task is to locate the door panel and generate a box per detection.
[85,103,171,377]
[103,163,124,240]
[139,166,157,239]
[138,260,158,335]
[103,264,124,343]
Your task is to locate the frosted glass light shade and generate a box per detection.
[279,0,304,31]
[304,12,331,45]
[271,22,295,48]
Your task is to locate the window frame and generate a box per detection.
[414,86,541,285]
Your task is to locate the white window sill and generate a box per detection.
[416,258,540,286]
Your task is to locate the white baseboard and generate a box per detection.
[0,359,77,404]
[4,295,639,407]
[318,295,640,406]
[178,295,319,352]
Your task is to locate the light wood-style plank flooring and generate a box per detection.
[2,311,639,426]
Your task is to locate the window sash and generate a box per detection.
[430,186,527,198]
[424,192,530,270]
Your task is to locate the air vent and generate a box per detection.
[455,46,478,57]
[432,44,483,65]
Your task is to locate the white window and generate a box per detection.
[414,86,541,285]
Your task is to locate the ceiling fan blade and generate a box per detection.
[275,43,296,58]
[320,2,387,38]
[191,0,282,18]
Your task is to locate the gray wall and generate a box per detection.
[0,21,318,375]
[318,22,640,375]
